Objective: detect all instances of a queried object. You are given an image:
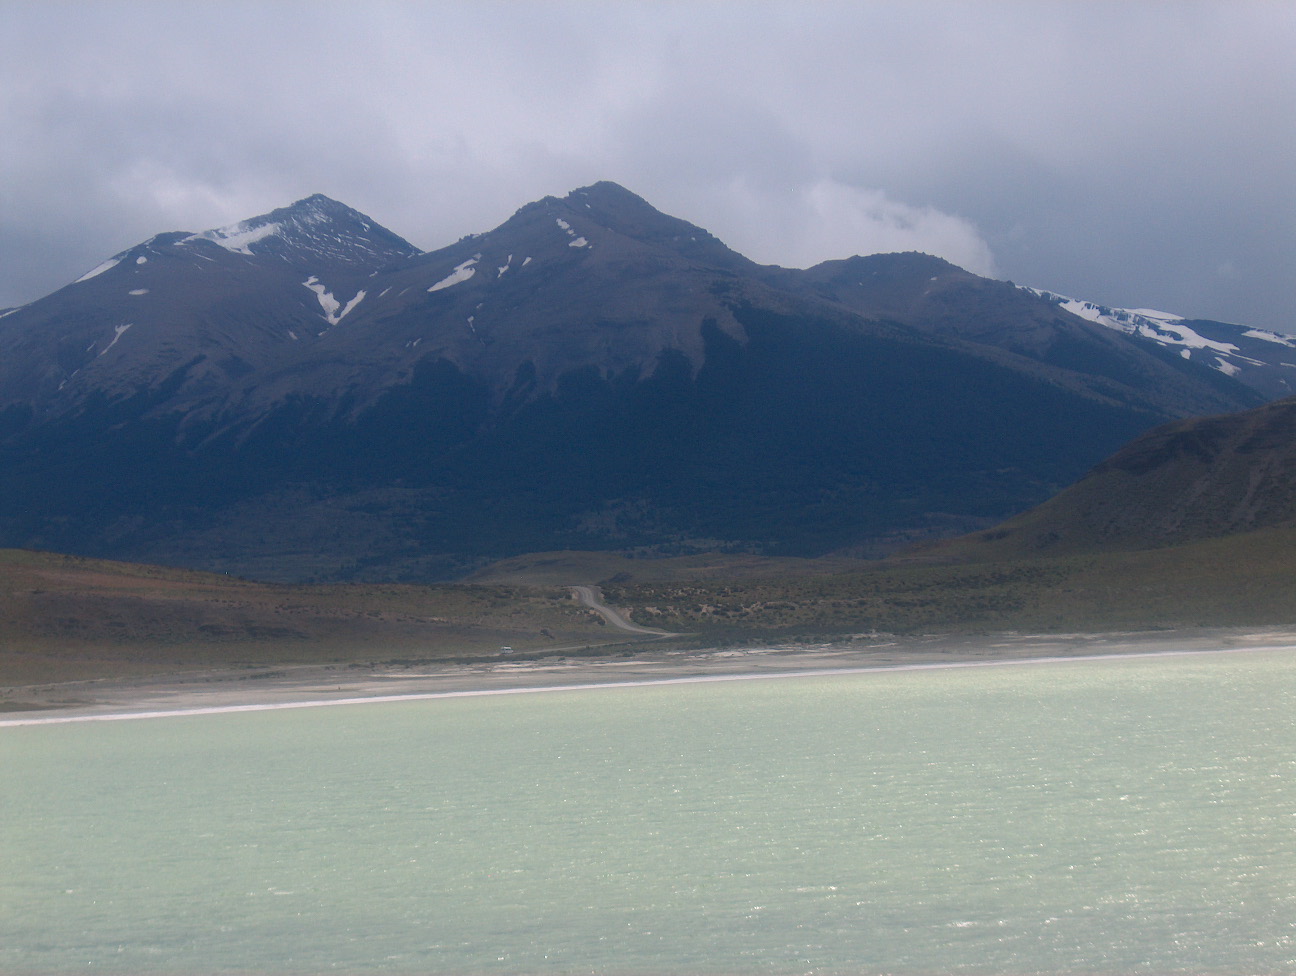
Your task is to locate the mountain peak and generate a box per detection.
[181,194,421,272]
[563,180,651,209]
[291,192,348,209]
[277,193,379,225]
[557,181,697,235]
[811,251,967,279]
[534,181,756,272]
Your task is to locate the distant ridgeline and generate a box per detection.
[0,183,1279,581]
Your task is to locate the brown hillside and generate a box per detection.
[921,396,1296,562]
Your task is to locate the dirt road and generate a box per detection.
[570,585,676,636]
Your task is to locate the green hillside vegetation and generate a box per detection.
[598,525,1296,639]
[0,549,620,686]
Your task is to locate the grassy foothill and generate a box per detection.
[0,549,623,687]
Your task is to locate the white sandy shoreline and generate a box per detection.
[4,630,1294,727]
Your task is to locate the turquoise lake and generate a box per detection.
[2,650,1294,974]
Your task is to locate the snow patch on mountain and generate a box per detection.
[1024,285,1296,391]
[1032,289,1192,338]
[429,256,479,292]
[1026,285,1241,356]
[303,277,365,326]
[186,220,282,255]
[1243,329,1296,347]
[98,323,131,357]
[337,290,366,321]
[304,277,340,319]
[1148,321,1239,355]
[555,218,589,248]
[1215,357,1241,376]
[76,257,121,283]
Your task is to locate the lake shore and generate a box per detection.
[3,626,1295,724]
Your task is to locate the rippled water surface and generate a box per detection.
[2,650,1294,974]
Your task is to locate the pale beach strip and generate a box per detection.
[2,642,1289,728]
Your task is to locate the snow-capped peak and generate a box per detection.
[173,194,421,271]
[1025,286,1246,354]
[1023,285,1296,393]
[1024,288,1188,336]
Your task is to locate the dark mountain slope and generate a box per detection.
[0,297,1162,580]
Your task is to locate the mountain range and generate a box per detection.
[0,182,1283,581]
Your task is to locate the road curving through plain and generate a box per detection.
[569,585,677,636]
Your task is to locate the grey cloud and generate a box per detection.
[2,0,1293,332]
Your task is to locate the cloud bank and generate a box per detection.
[2,1,1292,330]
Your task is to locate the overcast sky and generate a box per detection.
[3,1,1293,329]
